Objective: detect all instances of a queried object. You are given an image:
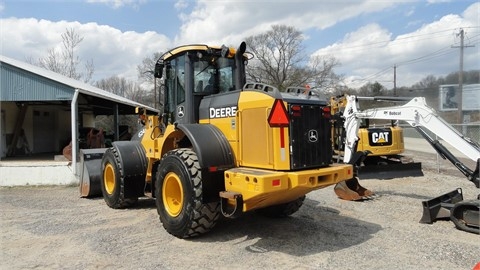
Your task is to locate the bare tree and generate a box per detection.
[245,25,341,91]
[137,52,163,109]
[411,75,438,90]
[95,76,149,105]
[310,55,343,92]
[95,76,150,134]
[30,28,94,83]
[137,52,162,83]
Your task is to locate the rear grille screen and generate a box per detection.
[289,104,332,170]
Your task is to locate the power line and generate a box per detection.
[331,28,470,53]
[356,32,480,83]
[396,47,456,67]
[361,66,392,82]
[395,33,480,67]
[344,27,480,88]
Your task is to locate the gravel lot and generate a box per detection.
[1,149,479,270]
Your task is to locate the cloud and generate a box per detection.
[86,0,146,9]
[312,3,479,88]
[174,0,188,10]
[0,18,171,82]
[1,1,477,91]
[426,0,452,3]
[173,0,398,47]
[405,6,415,17]
[463,1,480,21]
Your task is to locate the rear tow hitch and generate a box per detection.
[219,191,243,218]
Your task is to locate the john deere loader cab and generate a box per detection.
[154,43,246,125]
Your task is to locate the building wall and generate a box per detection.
[57,109,71,151]
[0,101,74,156]
[0,102,34,155]
[1,62,74,102]
[1,110,6,158]
[1,102,21,134]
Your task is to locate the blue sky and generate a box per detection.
[1,0,479,89]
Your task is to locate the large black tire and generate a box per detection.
[101,147,138,209]
[155,148,220,238]
[256,196,306,218]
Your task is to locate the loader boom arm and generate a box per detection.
[342,95,480,186]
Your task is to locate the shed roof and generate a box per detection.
[0,55,159,115]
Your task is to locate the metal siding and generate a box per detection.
[1,63,73,101]
[0,55,158,113]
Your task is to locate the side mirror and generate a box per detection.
[154,61,163,78]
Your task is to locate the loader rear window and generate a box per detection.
[194,56,234,94]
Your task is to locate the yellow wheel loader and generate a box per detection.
[330,95,423,180]
[81,42,354,238]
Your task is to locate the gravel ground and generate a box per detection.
[1,150,479,270]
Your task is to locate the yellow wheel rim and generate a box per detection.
[162,172,184,217]
[104,163,116,195]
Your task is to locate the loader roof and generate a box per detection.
[160,44,240,61]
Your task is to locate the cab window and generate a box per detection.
[176,56,185,104]
[193,56,235,94]
[164,55,186,120]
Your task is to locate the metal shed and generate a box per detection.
[0,55,158,178]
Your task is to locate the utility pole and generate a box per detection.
[452,28,474,124]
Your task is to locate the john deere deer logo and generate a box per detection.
[308,129,318,143]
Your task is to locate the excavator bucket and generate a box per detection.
[419,188,463,224]
[420,188,479,234]
[334,177,374,201]
[79,148,107,198]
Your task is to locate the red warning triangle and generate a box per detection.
[268,99,289,127]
